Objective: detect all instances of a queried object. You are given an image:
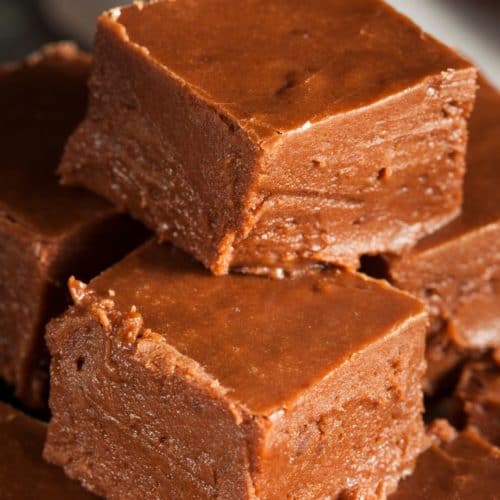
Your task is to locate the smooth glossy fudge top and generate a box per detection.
[0,403,96,499]
[0,43,113,237]
[390,426,500,499]
[84,241,426,414]
[415,78,500,251]
[110,0,469,138]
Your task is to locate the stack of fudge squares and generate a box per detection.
[0,1,499,498]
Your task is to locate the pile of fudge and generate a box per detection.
[1,1,499,498]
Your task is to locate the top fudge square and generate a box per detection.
[60,0,477,275]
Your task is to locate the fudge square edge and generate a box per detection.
[44,241,428,499]
[388,78,500,347]
[368,78,500,393]
[59,0,477,275]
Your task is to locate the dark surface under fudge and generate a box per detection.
[390,423,500,500]
[457,358,500,447]
[0,402,96,500]
[60,0,476,276]
[367,79,500,392]
[45,241,427,499]
[0,44,147,409]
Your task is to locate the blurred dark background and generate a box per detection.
[0,0,55,60]
[0,0,119,59]
[1,0,499,85]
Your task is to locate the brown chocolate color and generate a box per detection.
[424,330,467,396]
[0,44,148,409]
[60,0,476,276]
[359,82,500,392]
[383,79,500,391]
[390,425,500,500]
[44,241,427,499]
[0,403,96,500]
[457,359,500,447]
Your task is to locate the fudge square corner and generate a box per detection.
[59,0,477,276]
[44,242,428,499]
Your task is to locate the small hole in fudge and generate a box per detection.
[441,100,460,119]
[219,114,237,133]
[386,383,403,400]
[424,390,467,427]
[390,358,402,373]
[377,167,392,181]
[359,255,389,280]
[289,28,310,39]
[76,356,85,371]
[196,54,214,64]
[275,71,299,97]
[2,212,18,225]
[312,159,326,168]
[469,374,485,390]
[447,150,459,163]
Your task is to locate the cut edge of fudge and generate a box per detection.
[361,79,500,393]
[386,78,500,345]
[59,0,477,276]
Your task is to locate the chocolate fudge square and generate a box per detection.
[44,242,427,499]
[0,403,97,499]
[390,423,500,500]
[0,44,147,409]
[60,0,476,276]
[382,79,500,390]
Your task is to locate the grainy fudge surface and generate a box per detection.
[60,0,476,276]
[389,80,500,343]
[45,241,427,498]
[416,78,500,249]
[384,79,500,393]
[390,426,500,499]
[0,403,96,500]
[117,0,468,136]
